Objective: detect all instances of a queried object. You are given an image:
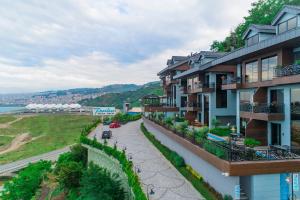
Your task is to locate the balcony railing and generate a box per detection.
[187,82,215,93]
[144,103,176,107]
[274,64,300,77]
[145,117,300,161]
[222,77,241,85]
[240,103,284,113]
[196,82,215,89]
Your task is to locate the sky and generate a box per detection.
[0,0,254,93]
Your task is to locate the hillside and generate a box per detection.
[34,84,140,97]
[79,82,163,109]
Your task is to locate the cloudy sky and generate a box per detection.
[0,0,254,93]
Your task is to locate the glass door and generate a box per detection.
[204,95,209,126]
[271,123,281,145]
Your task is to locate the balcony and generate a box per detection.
[221,77,241,90]
[240,102,285,121]
[165,79,179,86]
[187,83,215,94]
[143,103,179,112]
[143,117,300,176]
[272,64,300,85]
[186,102,201,112]
[179,86,188,94]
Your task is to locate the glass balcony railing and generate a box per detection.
[274,64,300,77]
[222,77,241,85]
[240,103,284,113]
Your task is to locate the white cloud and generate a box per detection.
[0,0,254,93]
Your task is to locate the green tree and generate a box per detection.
[79,163,126,200]
[57,161,83,190]
[210,0,300,52]
[1,161,51,200]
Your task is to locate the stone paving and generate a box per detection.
[93,120,204,200]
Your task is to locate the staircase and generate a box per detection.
[239,187,249,200]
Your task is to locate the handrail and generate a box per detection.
[274,64,300,77]
[145,117,300,162]
[222,77,241,85]
[240,102,284,113]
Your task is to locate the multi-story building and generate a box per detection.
[143,5,300,199]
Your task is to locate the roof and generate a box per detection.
[158,56,189,76]
[242,24,276,40]
[272,5,300,26]
[174,27,300,79]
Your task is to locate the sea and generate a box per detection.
[0,106,24,114]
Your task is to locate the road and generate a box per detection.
[0,146,70,175]
[96,120,204,200]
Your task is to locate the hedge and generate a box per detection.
[140,123,223,200]
[80,136,147,200]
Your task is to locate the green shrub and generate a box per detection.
[164,117,173,127]
[224,194,233,200]
[1,161,51,200]
[80,136,147,200]
[141,123,221,200]
[244,138,261,148]
[210,127,231,137]
[211,118,220,128]
[57,161,83,190]
[194,127,208,144]
[203,141,227,159]
[112,113,141,124]
[175,116,185,122]
[170,151,185,167]
[79,163,126,200]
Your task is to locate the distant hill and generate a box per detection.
[33,84,141,97]
[79,82,163,109]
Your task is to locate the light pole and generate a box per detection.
[145,183,155,200]
[134,164,141,174]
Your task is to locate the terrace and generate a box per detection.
[240,102,285,121]
[187,82,215,94]
[142,94,179,112]
[221,76,241,90]
[186,102,201,112]
[272,63,300,86]
[143,116,300,176]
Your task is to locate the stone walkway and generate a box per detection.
[94,120,204,200]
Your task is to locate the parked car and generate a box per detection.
[102,130,112,139]
[109,122,121,128]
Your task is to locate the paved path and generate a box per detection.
[0,146,70,175]
[96,120,204,200]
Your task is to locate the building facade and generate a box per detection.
[144,5,300,200]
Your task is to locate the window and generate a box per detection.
[278,22,287,34]
[240,91,252,104]
[216,74,227,108]
[262,56,278,81]
[288,17,297,30]
[247,34,259,46]
[245,61,258,83]
[278,17,298,34]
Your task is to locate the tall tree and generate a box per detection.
[210,0,300,52]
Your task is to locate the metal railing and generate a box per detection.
[187,102,201,108]
[240,103,284,113]
[275,64,300,77]
[222,77,241,85]
[146,117,300,162]
[144,103,177,107]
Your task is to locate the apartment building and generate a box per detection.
[143,5,300,199]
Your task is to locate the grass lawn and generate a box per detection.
[0,115,17,124]
[0,136,14,148]
[0,114,99,164]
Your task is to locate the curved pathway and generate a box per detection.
[95,120,204,200]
